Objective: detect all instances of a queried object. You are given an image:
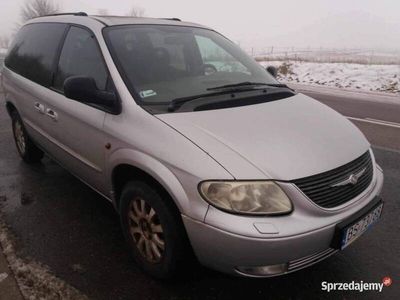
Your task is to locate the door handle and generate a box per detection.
[34,102,45,114]
[46,108,58,121]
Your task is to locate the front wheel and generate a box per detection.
[11,111,44,163]
[119,181,191,279]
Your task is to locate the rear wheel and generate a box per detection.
[11,111,44,163]
[119,181,190,279]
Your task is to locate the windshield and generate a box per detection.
[103,25,279,106]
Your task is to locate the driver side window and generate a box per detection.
[53,26,108,92]
[195,35,249,74]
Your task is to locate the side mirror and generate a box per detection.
[266,66,278,78]
[64,76,116,107]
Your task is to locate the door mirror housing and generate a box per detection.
[266,66,278,78]
[64,76,117,107]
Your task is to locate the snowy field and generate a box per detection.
[251,47,400,65]
[259,60,400,94]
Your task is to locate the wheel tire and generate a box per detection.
[120,181,190,279]
[11,111,44,163]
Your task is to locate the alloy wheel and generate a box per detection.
[14,120,26,155]
[128,197,165,263]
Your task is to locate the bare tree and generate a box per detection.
[21,0,59,22]
[127,6,145,17]
[0,35,10,49]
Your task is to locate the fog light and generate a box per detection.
[236,263,287,277]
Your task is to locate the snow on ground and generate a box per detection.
[259,60,400,94]
[252,48,400,65]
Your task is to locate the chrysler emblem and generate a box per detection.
[330,168,366,187]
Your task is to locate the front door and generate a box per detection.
[43,26,112,194]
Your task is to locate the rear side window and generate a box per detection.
[53,26,108,91]
[5,23,67,86]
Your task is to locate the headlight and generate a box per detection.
[199,181,292,215]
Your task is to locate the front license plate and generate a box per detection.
[340,202,383,249]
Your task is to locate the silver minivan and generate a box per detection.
[1,13,384,279]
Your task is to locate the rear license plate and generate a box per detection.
[340,202,383,249]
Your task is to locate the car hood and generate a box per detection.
[157,93,370,180]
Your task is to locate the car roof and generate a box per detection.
[92,16,209,28]
[26,13,210,30]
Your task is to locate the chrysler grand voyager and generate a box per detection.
[1,13,384,279]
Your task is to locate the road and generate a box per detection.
[294,85,400,152]
[0,87,399,300]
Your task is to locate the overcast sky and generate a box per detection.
[1,0,400,50]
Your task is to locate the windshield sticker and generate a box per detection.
[139,90,157,98]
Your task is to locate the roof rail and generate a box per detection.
[39,12,88,18]
[159,18,181,21]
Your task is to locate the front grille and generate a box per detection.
[292,151,373,208]
[288,248,338,272]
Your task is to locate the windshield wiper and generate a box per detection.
[207,81,287,91]
[168,83,290,112]
[168,91,222,112]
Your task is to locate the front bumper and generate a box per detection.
[183,166,384,277]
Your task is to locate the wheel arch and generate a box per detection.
[112,164,178,212]
[108,149,192,216]
[5,101,17,116]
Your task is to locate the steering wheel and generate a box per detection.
[203,64,218,76]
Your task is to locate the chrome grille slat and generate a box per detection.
[292,151,373,208]
[305,168,372,200]
[295,154,370,187]
[289,248,333,266]
[288,248,338,271]
[316,175,372,207]
[300,161,371,192]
